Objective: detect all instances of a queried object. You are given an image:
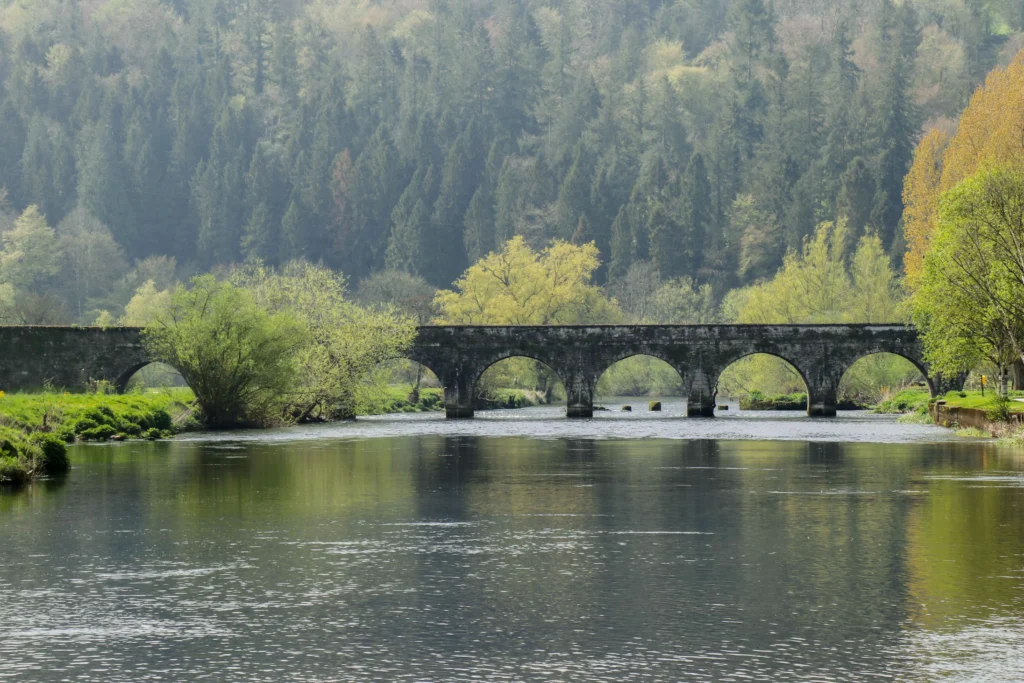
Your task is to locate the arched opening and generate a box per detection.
[595,355,684,411]
[474,357,566,411]
[716,353,810,411]
[118,361,188,393]
[376,358,444,413]
[839,353,927,409]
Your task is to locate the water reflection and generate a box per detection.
[0,424,1022,681]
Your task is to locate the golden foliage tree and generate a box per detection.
[904,50,1024,284]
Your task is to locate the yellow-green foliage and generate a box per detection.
[433,236,622,325]
[721,221,918,399]
[362,386,444,414]
[874,388,932,414]
[233,261,418,422]
[955,427,990,438]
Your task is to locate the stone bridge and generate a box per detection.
[0,324,955,419]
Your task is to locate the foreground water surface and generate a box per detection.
[2,406,1023,681]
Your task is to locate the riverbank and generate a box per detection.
[0,389,198,485]
[875,387,1024,441]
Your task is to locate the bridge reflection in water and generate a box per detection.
[0,324,961,419]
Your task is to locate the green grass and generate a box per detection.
[873,388,931,414]
[0,389,197,441]
[361,387,444,415]
[955,427,991,438]
[873,388,1024,415]
[938,390,1024,412]
[896,411,933,424]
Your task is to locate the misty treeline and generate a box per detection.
[0,0,1021,324]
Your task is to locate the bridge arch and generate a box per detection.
[711,352,813,414]
[595,354,686,400]
[837,351,932,406]
[115,361,187,393]
[473,355,568,410]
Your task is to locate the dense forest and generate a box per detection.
[0,0,1022,323]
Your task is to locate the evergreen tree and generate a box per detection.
[648,201,682,279]
[608,204,633,281]
[554,142,593,240]
[871,0,921,248]
[0,100,26,205]
[838,156,876,243]
[682,153,712,279]
[463,185,495,264]
[429,125,481,285]
[386,198,429,275]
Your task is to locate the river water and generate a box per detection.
[2,404,1023,681]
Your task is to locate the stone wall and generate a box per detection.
[0,326,148,392]
[930,402,1024,433]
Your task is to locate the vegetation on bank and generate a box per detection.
[142,263,417,428]
[873,388,1024,434]
[370,387,444,414]
[0,389,195,485]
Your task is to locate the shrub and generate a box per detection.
[150,409,172,431]
[0,457,29,485]
[74,418,99,433]
[987,395,1013,422]
[144,428,162,440]
[143,275,307,428]
[82,408,110,425]
[79,425,117,441]
[30,432,69,475]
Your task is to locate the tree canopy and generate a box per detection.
[433,236,621,325]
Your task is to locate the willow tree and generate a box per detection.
[144,276,306,428]
[233,261,417,420]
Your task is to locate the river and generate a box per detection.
[1,404,1023,681]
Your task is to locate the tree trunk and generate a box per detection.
[1012,359,1024,393]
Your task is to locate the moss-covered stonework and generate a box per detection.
[0,324,957,420]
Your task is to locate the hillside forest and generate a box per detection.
[1,0,1023,402]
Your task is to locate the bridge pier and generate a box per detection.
[565,384,594,418]
[685,368,716,417]
[807,381,838,417]
[442,366,476,419]
[563,365,596,418]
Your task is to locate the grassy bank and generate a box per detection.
[874,388,1024,415]
[366,387,444,414]
[0,389,198,485]
[874,388,1024,437]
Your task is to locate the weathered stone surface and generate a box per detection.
[0,327,149,392]
[0,324,954,419]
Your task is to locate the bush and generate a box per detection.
[150,409,172,431]
[987,395,1013,422]
[0,457,29,486]
[74,418,99,433]
[29,432,69,475]
[143,275,307,428]
[79,425,118,441]
[144,428,162,440]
